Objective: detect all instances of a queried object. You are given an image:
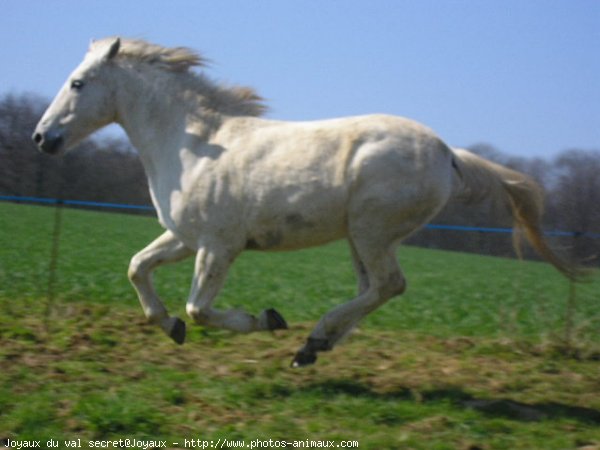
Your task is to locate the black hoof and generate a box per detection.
[169,317,186,345]
[291,350,317,368]
[265,308,288,330]
[290,337,330,368]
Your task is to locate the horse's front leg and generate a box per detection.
[186,243,288,333]
[128,230,194,344]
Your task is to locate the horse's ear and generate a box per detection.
[104,38,120,61]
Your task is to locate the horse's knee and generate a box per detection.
[128,254,145,282]
[128,251,165,283]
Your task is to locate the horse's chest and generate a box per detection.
[149,178,202,235]
[154,182,238,247]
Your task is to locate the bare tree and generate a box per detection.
[547,149,600,264]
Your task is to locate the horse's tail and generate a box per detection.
[451,147,582,280]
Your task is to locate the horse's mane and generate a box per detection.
[91,37,267,117]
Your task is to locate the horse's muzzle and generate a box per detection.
[32,129,64,155]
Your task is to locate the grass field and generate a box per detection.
[1,202,599,449]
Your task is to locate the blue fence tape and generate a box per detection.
[0,194,154,212]
[1,194,598,239]
[424,223,599,238]
[425,224,513,234]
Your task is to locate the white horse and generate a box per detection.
[33,38,578,366]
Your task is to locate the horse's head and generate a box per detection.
[32,38,121,155]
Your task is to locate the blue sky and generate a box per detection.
[2,0,598,157]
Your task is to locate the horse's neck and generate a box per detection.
[113,70,225,224]
[114,71,212,176]
[116,80,178,151]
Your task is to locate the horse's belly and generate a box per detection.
[245,197,347,251]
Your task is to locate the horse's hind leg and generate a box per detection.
[292,241,405,367]
[350,240,370,295]
[128,230,194,344]
[185,243,288,333]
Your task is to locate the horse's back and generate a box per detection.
[220,113,450,179]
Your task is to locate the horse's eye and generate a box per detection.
[71,80,84,90]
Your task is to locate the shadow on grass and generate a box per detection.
[300,379,600,424]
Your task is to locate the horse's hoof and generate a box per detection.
[264,308,288,330]
[168,317,186,345]
[290,337,332,367]
[291,350,317,368]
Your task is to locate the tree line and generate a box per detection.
[1,93,598,266]
[0,93,150,209]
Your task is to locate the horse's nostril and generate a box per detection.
[32,132,43,144]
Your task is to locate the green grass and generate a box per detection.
[1,202,599,449]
